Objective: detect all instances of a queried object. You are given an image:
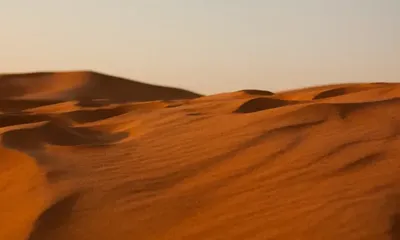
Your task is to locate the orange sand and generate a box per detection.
[1,71,400,239]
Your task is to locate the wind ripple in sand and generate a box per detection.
[1,73,400,239]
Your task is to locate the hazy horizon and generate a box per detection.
[1,0,399,94]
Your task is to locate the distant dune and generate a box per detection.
[0,71,201,104]
[0,72,400,239]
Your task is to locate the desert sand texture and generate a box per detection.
[1,71,400,240]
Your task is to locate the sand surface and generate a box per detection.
[1,71,400,239]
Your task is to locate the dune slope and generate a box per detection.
[0,74,400,239]
[0,71,201,104]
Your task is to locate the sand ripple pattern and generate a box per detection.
[0,72,399,239]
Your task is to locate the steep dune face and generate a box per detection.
[0,75,400,239]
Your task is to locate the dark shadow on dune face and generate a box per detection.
[0,100,61,112]
[76,99,111,108]
[336,152,384,175]
[334,97,400,119]
[335,102,373,119]
[2,120,129,149]
[390,213,400,240]
[61,107,129,124]
[240,89,274,96]
[165,100,185,108]
[187,112,203,116]
[0,114,48,128]
[45,168,73,183]
[0,73,53,99]
[65,71,203,104]
[28,192,81,240]
[312,85,389,100]
[1,128,44,150]
[312,88,348,100]
[234,97,294,113]
[39,122,129,146]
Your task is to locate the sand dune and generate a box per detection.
[1,72,400,239]
[234,98,297,113]
[0,71,201,103]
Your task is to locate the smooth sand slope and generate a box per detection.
[1,72,400,239]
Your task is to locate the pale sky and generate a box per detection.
[1,0,399,94]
